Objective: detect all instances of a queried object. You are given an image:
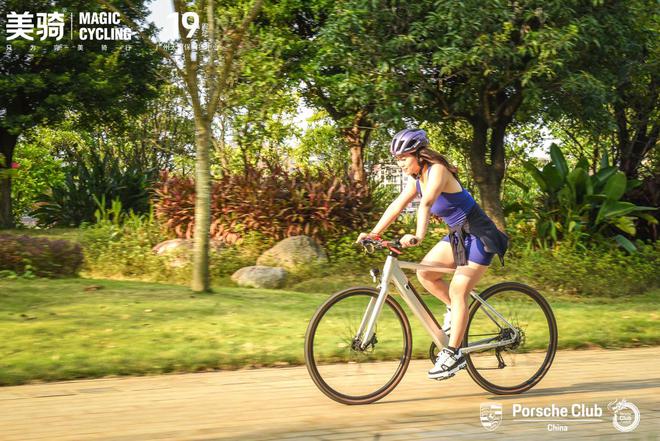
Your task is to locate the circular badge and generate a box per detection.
[608,399,640,433]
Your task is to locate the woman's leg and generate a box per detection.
[447,262,489,348]
[416,240,456,306]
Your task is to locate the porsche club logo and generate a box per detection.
[480,403,503,431]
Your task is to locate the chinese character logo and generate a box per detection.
[480,403,503,431]
[608,399,640,433]
[36,12,64,41]
[6,11,34,41]
[6,11,65,41]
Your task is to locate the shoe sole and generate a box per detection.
[428,360,467,380]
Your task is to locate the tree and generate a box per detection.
[0,0,163,228]
[539,0,659,239]
[548,0,658,181]
[215,30,299,174]
[103,0,264,291]
[397,0,612,230]
[273,0,420,183]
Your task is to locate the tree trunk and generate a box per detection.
[618,124,659,180]
[343,112,371,185]
[191,116,213,292]
[469,118,507,231]
[0,129,18,229]
[615,76,659,180]
[348,142,365,183]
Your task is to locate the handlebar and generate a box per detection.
[358,236,417,254]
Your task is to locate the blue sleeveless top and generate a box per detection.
[416,166,476,227]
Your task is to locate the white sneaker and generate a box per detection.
[442,306,451,335]
[428,347,466,380]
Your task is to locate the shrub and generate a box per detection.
[32,148,158,227]
[153,164,379,243]
[0,234,83,277]
[209,231,277,279]
[10,129,66,222]
[495,239,660,297]
[514,145,656,251]
[80,200,172,280]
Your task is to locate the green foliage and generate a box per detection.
[154,164,379,243]
[210,231,277,279]
[0,0,163,134]
[0,234,83,278]
[291,112,347,174]
[80,199,171,281]
[513,144,656,250]
[10,128,67,221]
[504,240,660,297]
[80,198,271,283]
[32,146,159,227]
[215,25,300,172]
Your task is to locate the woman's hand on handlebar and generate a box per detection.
[356,232,380,244]
[400,234,420,248]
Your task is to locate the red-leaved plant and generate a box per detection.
[153,164,378,243]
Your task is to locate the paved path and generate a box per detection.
[1,347,658,441]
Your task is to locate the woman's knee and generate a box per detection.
[448,282,470,301]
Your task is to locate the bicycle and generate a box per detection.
[304,237,558,405]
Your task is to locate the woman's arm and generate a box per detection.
[369,177,418,236]
[415,164,449,241]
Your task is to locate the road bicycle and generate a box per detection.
[304,237,558,405]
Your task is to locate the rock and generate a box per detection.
[153,239,225,268]
[256,235,327,271]
[231,266,287,289]
[152,239,192,255]
[19,216,38,228]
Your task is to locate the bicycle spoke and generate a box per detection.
[464,283,557,394]
[305,290,411,403]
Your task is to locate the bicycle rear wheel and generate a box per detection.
[464,282,557,394]
[304,287,412,405]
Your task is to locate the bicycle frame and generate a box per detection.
[357,252,519,354]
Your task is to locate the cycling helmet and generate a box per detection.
[390,128,429,157]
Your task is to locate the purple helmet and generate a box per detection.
[390,128,429,157]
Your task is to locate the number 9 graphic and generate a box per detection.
[181,12,199,38]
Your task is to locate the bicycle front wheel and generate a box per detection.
[304,287,412,405]
[464,282,557,395]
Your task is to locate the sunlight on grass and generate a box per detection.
[0,278,658,385]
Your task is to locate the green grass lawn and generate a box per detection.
[0,277,658,386]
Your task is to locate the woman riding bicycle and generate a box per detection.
[357,128,508,380]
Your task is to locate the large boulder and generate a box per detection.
[153,239,225,268]
[256,235,328,271]
[231,266,287,289]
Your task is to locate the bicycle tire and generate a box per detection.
[464,282,558,395]
[304,287,413,405]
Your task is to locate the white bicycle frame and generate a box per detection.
[356,252,519,353]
